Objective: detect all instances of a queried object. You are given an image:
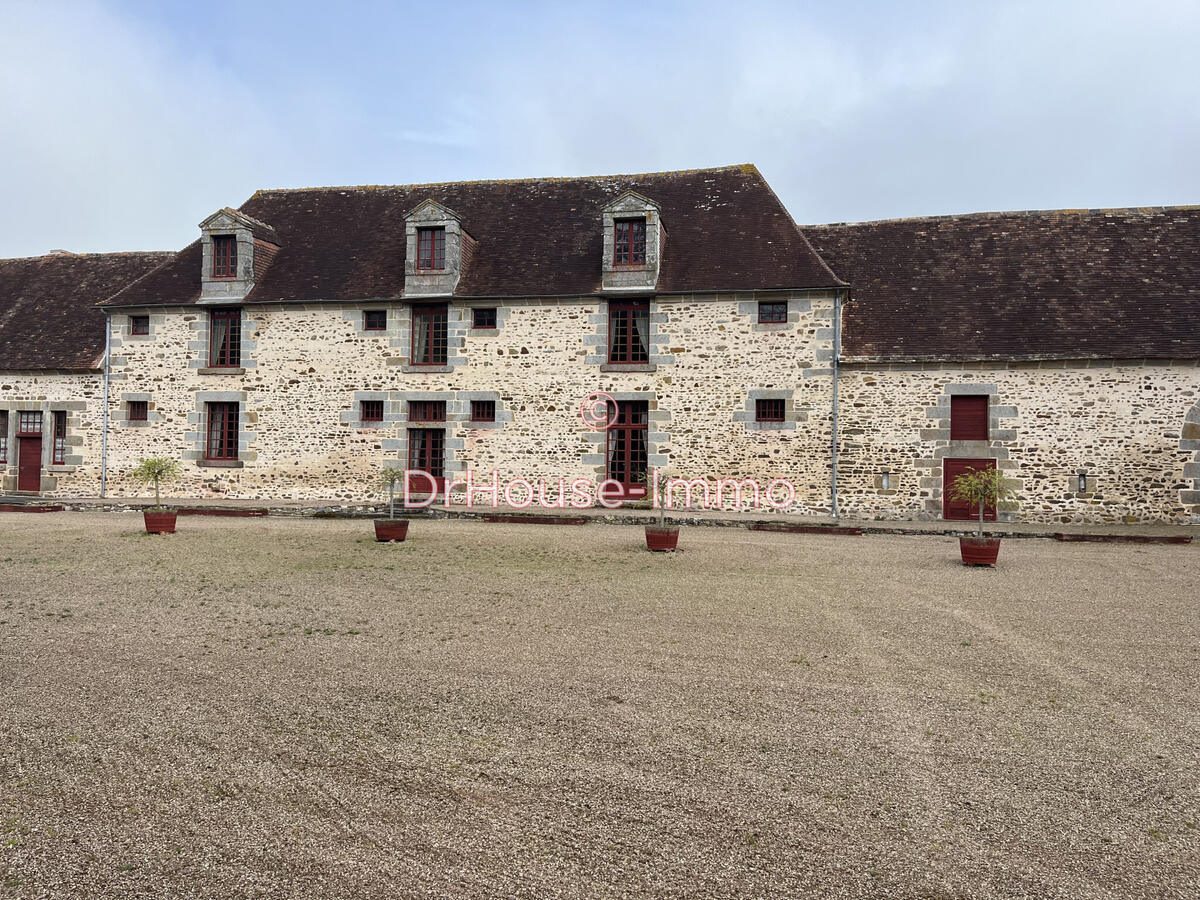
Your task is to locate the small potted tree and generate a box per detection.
[949,466,1017,566]
[373,466,409,542]
[130,457,182,534]
[643,469,680,552]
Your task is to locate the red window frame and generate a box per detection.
[360,400,384,422]
[411,304,448,366]
[212,235,238,278]
[128,400,148,422]
[409,400,446,422]
[17,411,42,436]
[758,302,787,324]
[417,227,446,271]
[52,411,66,464]
[472,307,497,329]
[407,428,445,491]
[613,218,647,267]
[605,400,649,497]
[0,411,8,464]
[131,315,150,335]
[755,398,785,422]
[364,310,387,331]
[470,400,496,422]
[608,301,650,364]
[205,402,239,461]
[208,308,241,368]
[950,395,989,441]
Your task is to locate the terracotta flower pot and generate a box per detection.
[374,519,409,543]
[645,525,680,552]
[143,509,178,535]
[959,536,1001,567]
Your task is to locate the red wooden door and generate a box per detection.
[943,458,996,521]
[17,437,42,491]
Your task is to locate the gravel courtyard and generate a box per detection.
[1,512,1197,899]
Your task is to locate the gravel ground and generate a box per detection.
[1,512,1197,899]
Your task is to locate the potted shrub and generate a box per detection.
[948,466,1016,566]
[373,466,409,542]
[643,469,680,552]
[129,457,182,534]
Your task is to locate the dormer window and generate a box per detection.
[614,219,647,267]
[212,235,238,278]
[417,227,446,271]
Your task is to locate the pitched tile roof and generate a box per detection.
[0,251,171,370]
[808,206,1200,361]
[103,165,842,307]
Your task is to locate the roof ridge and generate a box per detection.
[0,250,173,264]
[807,204,1200,229]
[248,164,760,198]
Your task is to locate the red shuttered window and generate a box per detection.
[128,401,148,422]
[409,400,446,422]
[470,400,495,422]
[212,235,237,278]
[950,395,989,441]
[360,400,384,422]
[614,219,647,266]
[417,227,446,270]
[206,402,239,460]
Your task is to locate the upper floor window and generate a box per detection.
[409,400,447,422]
[950,395,989,441]
[608,300,650,364]
[755,399,785,422]
[212,235,238,278]
[128,400,148,422]
[411,304,448,366]
[360,400,384,423]
[130,315,150,335]
[417,227,446,271]
[206,402,239,460]
[758,301,787,324]
[470,400,496,422]
[208,308,242,368]
[52,411,67,464]
[614,218,647,267]
[472,307,497,329]
[364,310,387,331]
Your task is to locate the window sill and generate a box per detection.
[401,365,453,374]
[196,459,244,468]
[600,363,657,373]
[197,367,246,375]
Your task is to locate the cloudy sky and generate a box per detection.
[2,0,1198,257]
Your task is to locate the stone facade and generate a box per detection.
[0,371,104,496]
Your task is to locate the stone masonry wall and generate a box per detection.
[0,371,104,496]
[836,361,1200,523]
[99,293,839,512]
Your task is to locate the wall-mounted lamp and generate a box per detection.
[1077,472,1088,492]
[880,472,892,490]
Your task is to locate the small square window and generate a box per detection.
[130,315,150,335]
[950,395,989,441]
[361,400,384,422]
[755,398,785,422]
[128,400,148,422]
[472,308,497,329]
[470,400,496,422]
[364,310,387,331]
[758,302,787,324]
[409,400,446,422]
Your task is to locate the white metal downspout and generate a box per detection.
[100,312,111,498]
[831,289,843,520]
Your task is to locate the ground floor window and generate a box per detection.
[52,411,66,464]
[0,411,7,463]
[606,400,648,496]
[408,428,445,492]
[206,402,239,460]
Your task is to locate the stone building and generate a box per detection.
[1,166,1197,522]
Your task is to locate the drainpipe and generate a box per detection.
[100,312,111,498]
[830,289,843,520]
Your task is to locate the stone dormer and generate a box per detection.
[601,191,664,292]
[198,208,280,304]
[404,199,474,297]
